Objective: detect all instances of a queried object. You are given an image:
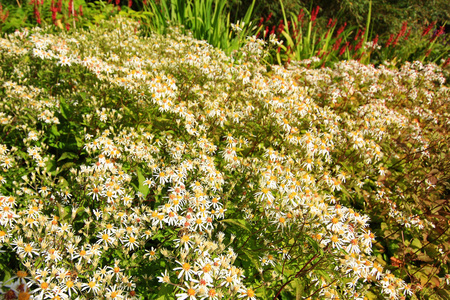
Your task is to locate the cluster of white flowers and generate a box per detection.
[0,16,448,299]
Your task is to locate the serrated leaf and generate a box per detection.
[416,253,434,262]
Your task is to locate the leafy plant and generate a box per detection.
[142,0,257,54]
[1,16,450,299]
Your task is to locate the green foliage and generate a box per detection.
[141,0,257,54]
[0,11,450,300]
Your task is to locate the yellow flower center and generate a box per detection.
[24,244,33,253]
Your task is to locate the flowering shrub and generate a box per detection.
[0,17,449,299]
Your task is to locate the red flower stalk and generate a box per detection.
[399,22,407,36]
[68,0,73,17]
[277,46,281,53]
[128,0,132,7]
[354,39,363,51]
[431,26,445,42]
[360,29,366,40]
[116,0,120,6]
[327,18,332,27]
[310,6,319,23]
[393,21,408,46]
[422,21,436,36]
[277,20,284,33]
[258,17,264,27]
[57,0,62,13]
[267,12,273,23]
[0,4,9,23]
[354,29,361,41]
[256,31,261,39]
[270,25,275,35]
[50,0,57,21]
[443,57,450,68]
[339,42,349,56]
[332,37,342,51]
[372,34,379,49]
[336,22,347,36]
[51,7,57,21]
[425,49,432,57]
[2,11,9,23]
[357,52,365,62]
[385,33,394,47]
[265,26,269,38]
[143,0,146,5]
[297,9,304,22]
[34,5,41,24]
[404,29,411,41]
[66,23,70,31]
[319,51,326,60]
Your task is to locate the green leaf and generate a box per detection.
[411,238,422,249]
[137,168,150,197]
[1,268,11,283]
[59,97,70,120]
[242,248,260,270]
[155,284,172,299]
[75,135,84,148]
[60,162,76,171]
[46,159,58,175]
[56,203,71,222]
[305,235,322,254]
[58,152,78,162]
[51,125,60,137]
[220,218,251,232]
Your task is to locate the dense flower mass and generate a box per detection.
[0,17,449,299]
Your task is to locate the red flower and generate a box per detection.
[297,9,304,22]
[258,17,264,27]
[339,42,349,56]
[385,33,394,47]
[443,57,450,68]
[422,21,436,36]
[372,34,379,49]
[310,6,319,23]
[34,6,41,24]
[336,22,347,36]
